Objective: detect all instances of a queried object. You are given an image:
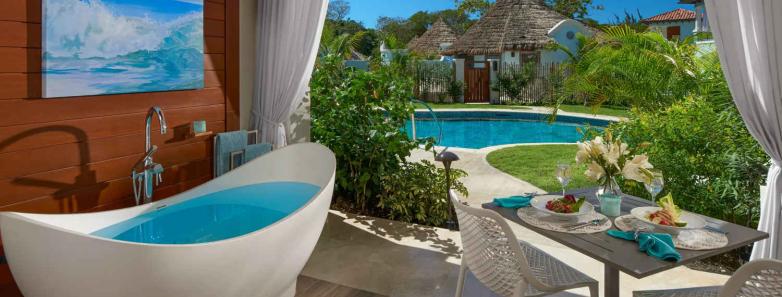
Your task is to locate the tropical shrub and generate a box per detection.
[378,160,468,226]
[447,79,465,102]
[310,53,468,226]
[492,62,536,103]
[605,52,768,227]
[559,26,699,110]
[611,97,767,227]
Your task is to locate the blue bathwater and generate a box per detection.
[91,182,320,245]
[406,111,609,149]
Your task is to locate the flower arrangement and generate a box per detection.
[576,131,654,195]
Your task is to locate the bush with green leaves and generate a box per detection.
[378,160,468,226]
[447,79,465,102]
[492,62,536,103]
[610,96,767,227]
[559,26,699,110]
[310,54,468,226]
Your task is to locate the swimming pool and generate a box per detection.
[406,111,610,149]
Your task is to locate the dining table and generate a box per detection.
[482,187,769,297]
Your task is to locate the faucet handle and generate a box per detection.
[153,164,164,186]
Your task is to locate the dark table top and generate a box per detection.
[482,187,769,278]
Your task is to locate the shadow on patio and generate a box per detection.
[301,211,589,297]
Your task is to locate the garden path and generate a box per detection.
[408,148,544,205]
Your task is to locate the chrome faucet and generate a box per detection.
[132,107,167,205]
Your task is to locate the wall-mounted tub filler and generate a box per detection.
[0,143,337,297]
[132,106,167,205]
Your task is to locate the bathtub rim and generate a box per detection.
[0,142,336,248]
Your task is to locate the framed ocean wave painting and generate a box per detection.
[42,0,204,98]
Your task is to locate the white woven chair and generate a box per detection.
[633,259,782,297]
[450,190,598,297]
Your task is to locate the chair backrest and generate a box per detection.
[719,259,782,297]
[450,190,547,297]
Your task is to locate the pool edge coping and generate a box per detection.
[412,107,625,122]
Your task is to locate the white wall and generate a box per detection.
[239,0,310,143]
[648,20,696,42]
[454,58,465,103]
[542,19,592,64]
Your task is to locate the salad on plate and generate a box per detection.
[646,194,687,227]
[545,194,587,214]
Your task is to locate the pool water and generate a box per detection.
[406,111,608,149]
[91,182,320,244]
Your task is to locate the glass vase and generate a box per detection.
[597,176,623,216]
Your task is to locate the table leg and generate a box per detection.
[604,265,619,297]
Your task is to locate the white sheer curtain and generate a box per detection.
[706,0,782,260]
[251,0,329,148]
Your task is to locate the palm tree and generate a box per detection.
[558,25,700,110]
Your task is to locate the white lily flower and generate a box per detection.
[604,142,622,165]
[622,154,654,183]
[585,161,605,181]
[575,142,590,164]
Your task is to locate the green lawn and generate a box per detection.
[486,144,596,193]
[557,104,631,118]
[414,103,530,110]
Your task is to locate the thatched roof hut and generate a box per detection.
[407,19,459,56]
[444,0,570,55]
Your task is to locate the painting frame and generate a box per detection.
[42,0,205,98]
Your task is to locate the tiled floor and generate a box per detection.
[297,276,385,297]
[301,211,729,297]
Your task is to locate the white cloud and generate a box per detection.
[175,0,204,5]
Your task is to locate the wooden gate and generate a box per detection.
[464,62,490,102]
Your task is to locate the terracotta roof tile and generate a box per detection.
[643,8,696,23]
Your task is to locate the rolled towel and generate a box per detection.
[493,195,533,208]
[607,230,681,262]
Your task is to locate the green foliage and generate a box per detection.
[560,25,699,110]
[311,54,469,227]
[447,79,465,101]
[611,97,767,227]
[492,62,536,103]
[378,160,468,226]
[455,0,493,18]
[544,0,602,19]
[327,0,350,21]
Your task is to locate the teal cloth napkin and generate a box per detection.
[607,230,681,262]
[493,195,532,208]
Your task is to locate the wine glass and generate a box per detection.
[644,170,664,202]
[555,163,573,197]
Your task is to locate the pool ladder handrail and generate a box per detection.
[411,100,447,157]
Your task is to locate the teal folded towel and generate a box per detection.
[607,230,681,262]
[215,130,248,177]
[493,195,532,208]
[245,143,272,162]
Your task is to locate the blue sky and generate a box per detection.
[346,0,691,28]
[101,0,203,21]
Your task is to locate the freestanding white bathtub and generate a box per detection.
[0,143,336,297]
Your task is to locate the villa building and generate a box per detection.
[443,0,593,103]
[406,19,459,59]
[642,8,697,41]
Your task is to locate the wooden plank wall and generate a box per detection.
[0,0,240,295]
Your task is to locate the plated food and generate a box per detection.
[631,194,706,234]
[546,195,586,214]
[646,194,687,227]
[531,195,594,219]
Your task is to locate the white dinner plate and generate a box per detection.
[531,195,594,220]
[630,206,707,234]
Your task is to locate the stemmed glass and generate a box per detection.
[555,163,573,197]
[644,170,664,202]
